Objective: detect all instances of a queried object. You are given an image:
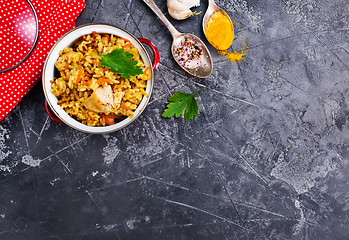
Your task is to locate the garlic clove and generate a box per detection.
[167,0,200,20]
[168,8,193,20]
[167,0,199,11]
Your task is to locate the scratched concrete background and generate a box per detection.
[0,0,348,239]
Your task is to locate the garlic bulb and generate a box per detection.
[167,0,200,20]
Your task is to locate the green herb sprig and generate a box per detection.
[162,89,199,122]
[97,48,143,79]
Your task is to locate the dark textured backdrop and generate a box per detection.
[0,0,349,239]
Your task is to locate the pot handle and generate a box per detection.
[138,38,160,71]
[45,99,63,124]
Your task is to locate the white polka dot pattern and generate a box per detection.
[0,0,85,121]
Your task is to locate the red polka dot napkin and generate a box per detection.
[0,0,85,122]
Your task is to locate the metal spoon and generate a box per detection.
[143,0,212,78]
[202,0,234,50]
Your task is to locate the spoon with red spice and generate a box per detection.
[143,0,212,78]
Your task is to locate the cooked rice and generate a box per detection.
[50,32,151,126]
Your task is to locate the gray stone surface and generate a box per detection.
[0,0,349,239]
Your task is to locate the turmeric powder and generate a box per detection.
[219,50,244,61]
[204,10,234,50]
[218,41,249,63]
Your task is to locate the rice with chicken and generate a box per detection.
[50,32,151,126]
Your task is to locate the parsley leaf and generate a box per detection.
[162,89,199,122]
[97,48,143,79]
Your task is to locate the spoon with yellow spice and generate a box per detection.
[203,0,246,62]
[203,0,234,50]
